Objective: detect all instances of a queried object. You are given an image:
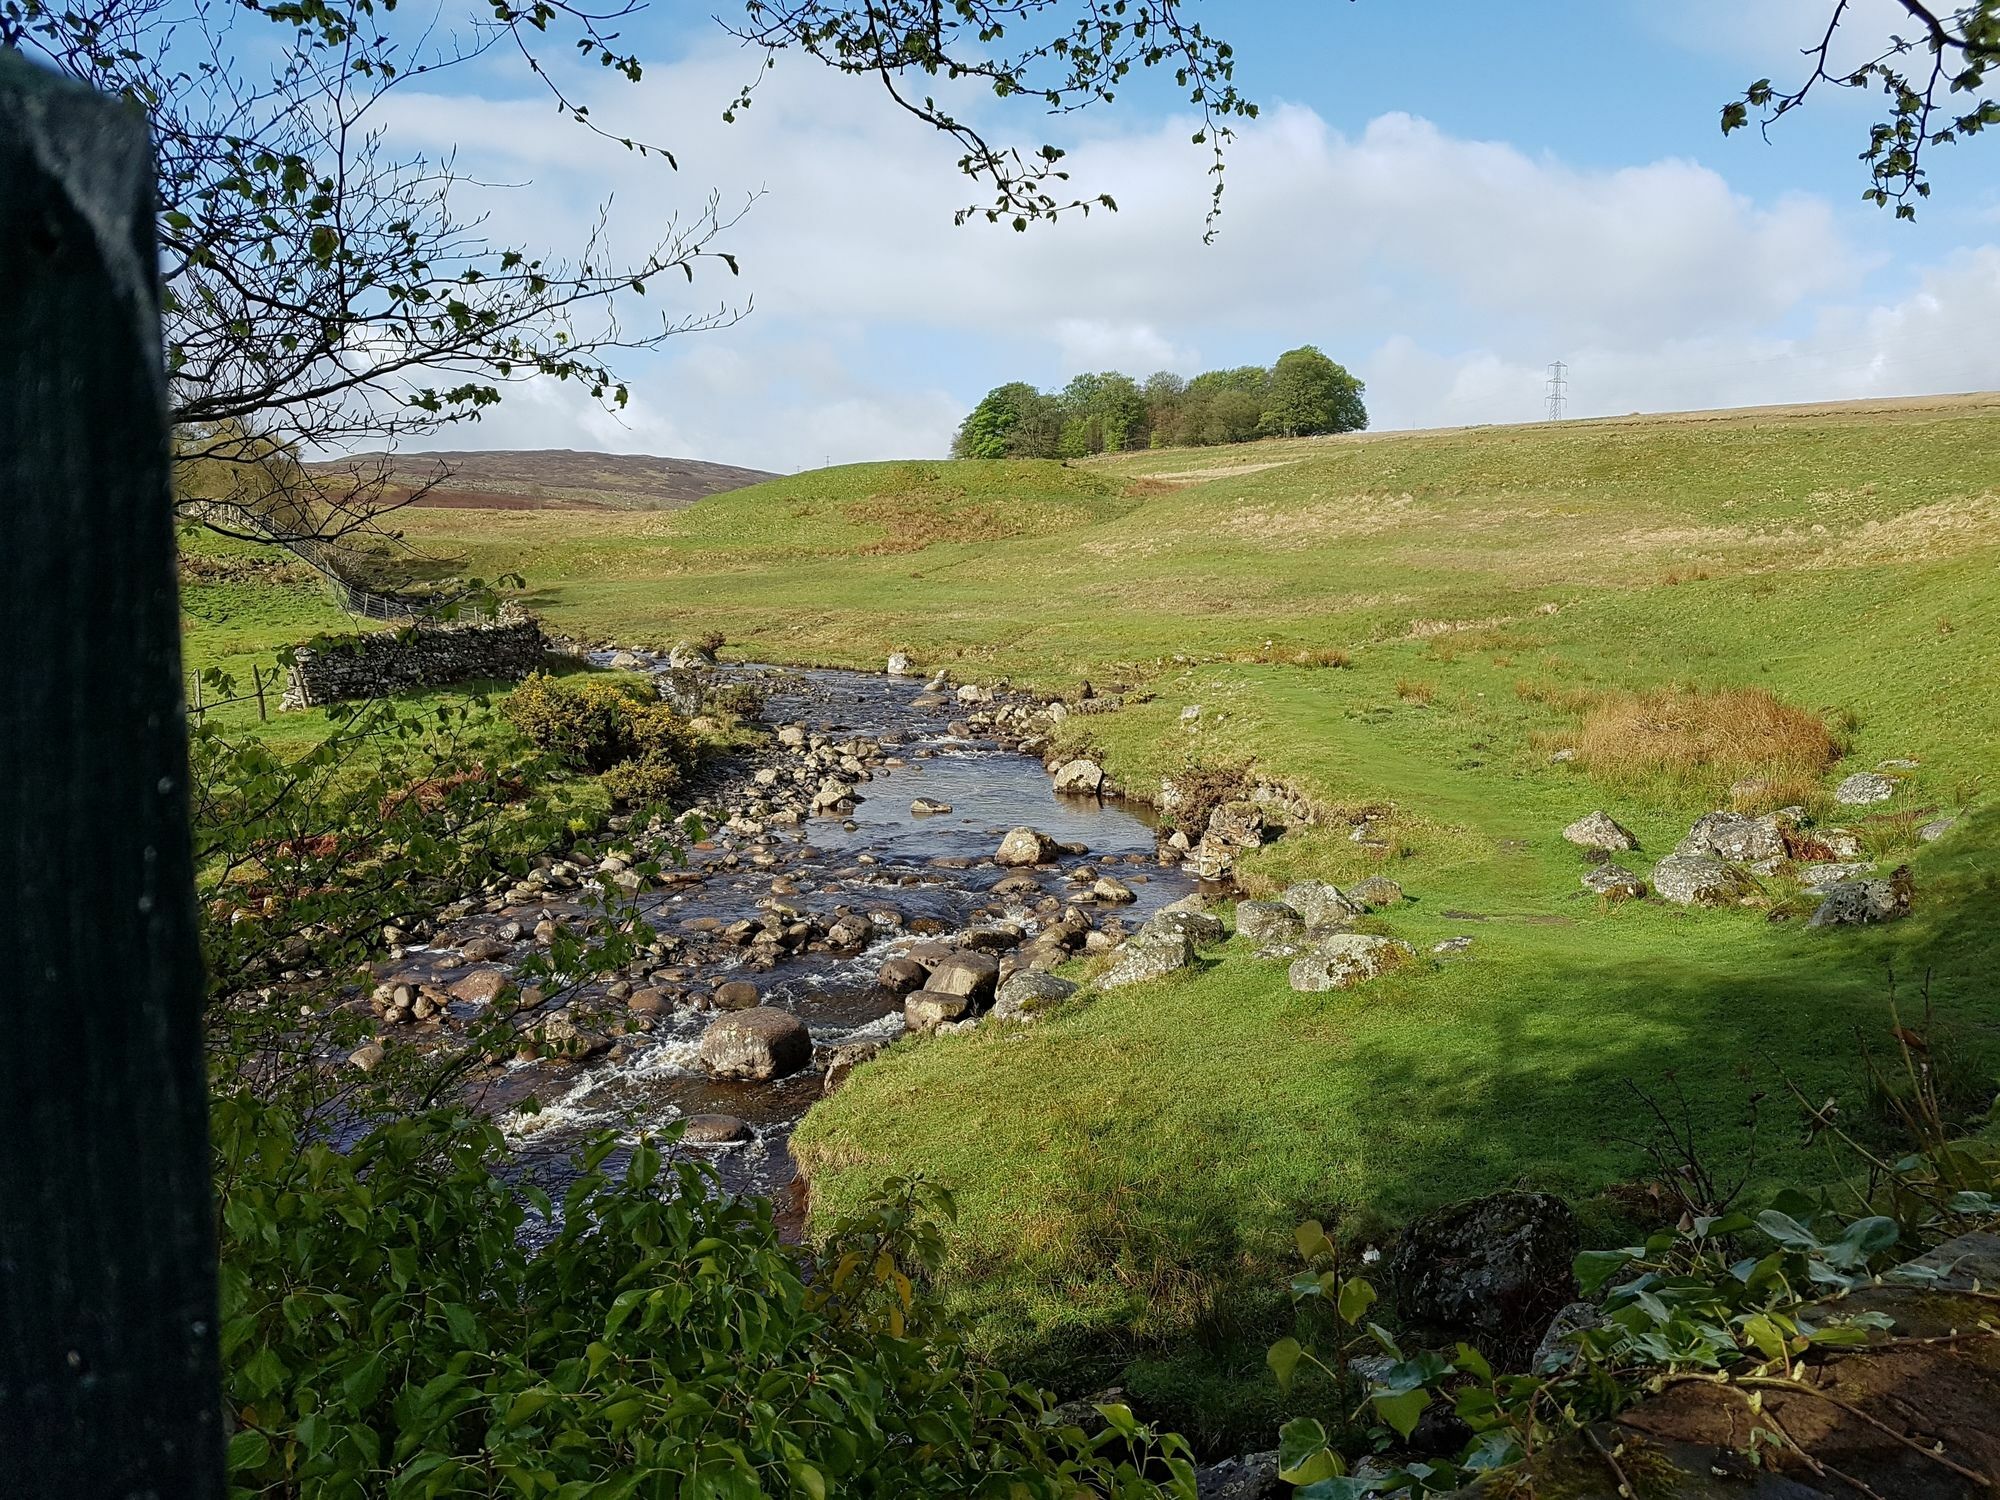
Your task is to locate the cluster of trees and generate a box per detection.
[952,346,1367,459]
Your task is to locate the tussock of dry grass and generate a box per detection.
[1575,685,1840,788]
[1395,678,1436,705]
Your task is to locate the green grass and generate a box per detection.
[331,398,2000,1443]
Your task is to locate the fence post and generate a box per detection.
[0,53,222,1495]
[255,664,268,721]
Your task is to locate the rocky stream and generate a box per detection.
[361,659,1209,1229]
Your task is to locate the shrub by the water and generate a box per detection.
[214,1092,1194,1497]
[502,672,656,772]
[504,673,701,803]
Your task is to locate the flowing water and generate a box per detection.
[397,664,1199,1231]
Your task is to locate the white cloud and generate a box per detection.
[1365,248,2000,429]
[367,39,1995,462]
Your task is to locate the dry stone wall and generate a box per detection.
[282,616,549,709]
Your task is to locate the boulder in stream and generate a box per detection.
[698,1007,812,1081]
[995,827,1058,866]
[924,951,1000,1006]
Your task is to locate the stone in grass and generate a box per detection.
[822,1039,883,1096]
[1581,864,1646,901]
[1561,810,1637,852]
[991,970,1078,1022]
[698,1007,812,1081]
[678,1114,753,1145]
[1919,817,1956,843]
[1649,853,1752,907]
[1286,933,1415,992]
[1834,771,1898,806]
[1141,907,1227,947]
[1676,810,1786,864]
[1099,926,1196,989]
[1234,899,1305,950]
[1808,872,1912,928]
[1798,861,1870,893]
[1346,876,1405,909]
[1282,880,1365,929]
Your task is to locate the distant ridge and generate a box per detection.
[312,448,778,511]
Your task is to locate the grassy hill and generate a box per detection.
[330,396,2000,1443]
[308,447,777,512]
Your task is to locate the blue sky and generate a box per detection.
[374,1,2000,469]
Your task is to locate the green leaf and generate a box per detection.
[1337,1276,1378,1326]
[788,1462,828,1500]
[1372,1385,1431,1440]
[1267,1336,1304,1391]
[1575,1248,1634,1293]
[226,1428,271,1471]
[1277,1416,1332,1480]
[1756,1209,1820,1251]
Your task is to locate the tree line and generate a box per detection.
[952,346,1367,459]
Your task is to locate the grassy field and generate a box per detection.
[229,396,2000,1445]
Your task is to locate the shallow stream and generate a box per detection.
[391,663,1198,1230]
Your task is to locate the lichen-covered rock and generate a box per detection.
[1099,926,1196,989]
[1092,876,1136,904]
[1390,1191,1580,1366]
[1347,876,1405,909]
[995,826,1058,866]
[1835,771,1898,805]
[1286,933,1415,992]
[1193,1451,1282,1500]
[1580,864,1646,901]
[1808,871,1913,928]
[1919,816,1956,843]
[905,989,976,1033]
[1562,811,1636,851]
[1234,900,1305,949]
[1650,853,1752,907]
[1282,880,1364,929]
[698,1007,812,1080]
[1142,907,1227,948]
[1052,758,1106,795]
[924,951,1000,1006]
[1676,810,1785,863]
[991,970,1078,1021]
[1205,801,1268,851]
[1798,861,1870,893]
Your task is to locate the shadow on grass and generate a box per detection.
[951,808,1998,1450]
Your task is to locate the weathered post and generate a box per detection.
[0,53,222,1495]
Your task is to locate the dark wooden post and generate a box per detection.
[0,53,222,1495]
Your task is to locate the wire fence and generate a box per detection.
[181,499,494,623]
[185,664,280,722]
